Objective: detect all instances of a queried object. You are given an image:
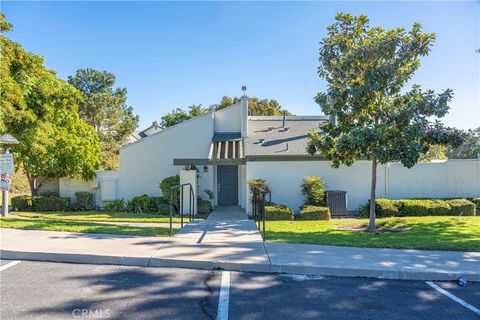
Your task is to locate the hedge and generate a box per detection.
[72,192,95,211]
[472,198,480,214]
[264,203,294,220]
[32,196,71,212]
[446,199,477,216]
[127,195,165,213]
[11,195,33,211]
[367,198,476,217]
[298,205,331,220]
[104,199,126,212]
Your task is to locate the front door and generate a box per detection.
[217,165,238,205]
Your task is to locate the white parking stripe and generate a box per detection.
[0,260,21,272]
[217,271,230,320]
[425,281,480,316]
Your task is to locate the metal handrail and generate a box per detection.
[169,183,195,236]
[251,186,267,241]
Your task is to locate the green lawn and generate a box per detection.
[265,216,480,252]
[13,211,194,223]
[0,217,176,236]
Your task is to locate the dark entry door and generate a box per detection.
[217,165,238,205]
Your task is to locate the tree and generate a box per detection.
[0,14,102,195]
[307,13,464,232]
[160,108,192,127]
[446,127,480,159]
[215,96,292,115]
[68,68,139,169]
[419,145,447,162]
[160,96,293,128]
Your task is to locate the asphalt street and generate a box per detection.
[0,260,479,320]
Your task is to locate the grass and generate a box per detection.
[0,217,177,236]
[12,211,195,223]
[265,216,480,252]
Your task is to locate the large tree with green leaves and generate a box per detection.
[446,127,480,159]
[68,68,139,169]
[307,13,464,232]
[0,14,102,195]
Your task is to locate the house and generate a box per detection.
[58,95,480,213]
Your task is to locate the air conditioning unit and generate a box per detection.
[326,190,347,216]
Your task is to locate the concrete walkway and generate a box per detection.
[1,206,479,281]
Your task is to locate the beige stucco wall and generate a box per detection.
[246,159,480,212]
[59,170,119,207]
[118,113,215,201]
[214,102,242,133]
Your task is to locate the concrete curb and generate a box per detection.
[2,249,478,282]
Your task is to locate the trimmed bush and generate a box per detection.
[472,198,480,214]
[73,192,95,211]
[157,202,171,215]
[300,176,326,206]
[197,198,213,215]
[399,199,451,216]
[376,199,401,217]
[371,198,476,217]
[264,203,294,221]
[298,205,331,220]
[127,195,165,213]
[159,175,180,210]
[446,199,476,216]
[32,196,71,212]
[105,199,125,212]
[11,195,33,211]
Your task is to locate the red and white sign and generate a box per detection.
[0,174,12,191]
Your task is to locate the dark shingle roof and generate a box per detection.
[244,116,328,156]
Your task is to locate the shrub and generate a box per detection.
[398,199,451,216]
[247,179,269,196]
[11,195,33,211]
[376,199,401,217]
[197,198,213,215]
[472,198,480,213]
[105,199,125,212]
[300,176,326,206]
[370,198,477,217]
[446,199,476,216]
[264,203,294,220]
[298,205,331,220]
[39,191,59,197]
[73,192,95,211]
[159,175,180,210]
[32,196,71,212]
[157,202,171,215]
[127,195,165,213]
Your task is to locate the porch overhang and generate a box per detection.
[173,158,246,166]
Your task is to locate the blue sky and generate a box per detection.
[2,1,479,130]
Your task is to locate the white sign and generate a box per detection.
[0,174,12,191]
[0,154,14,174]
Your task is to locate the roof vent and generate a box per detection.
[283,127,290,132]
[268,126,274,132]
[282,111,286,128]
[259,138,265,144]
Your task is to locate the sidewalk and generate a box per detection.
[1,228,479,281]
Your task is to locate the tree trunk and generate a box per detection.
[26,173,38,196]
[368,153,378,233]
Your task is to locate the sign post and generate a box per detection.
[0,134,19,217]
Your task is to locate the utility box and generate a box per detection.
[326,190,347,216]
